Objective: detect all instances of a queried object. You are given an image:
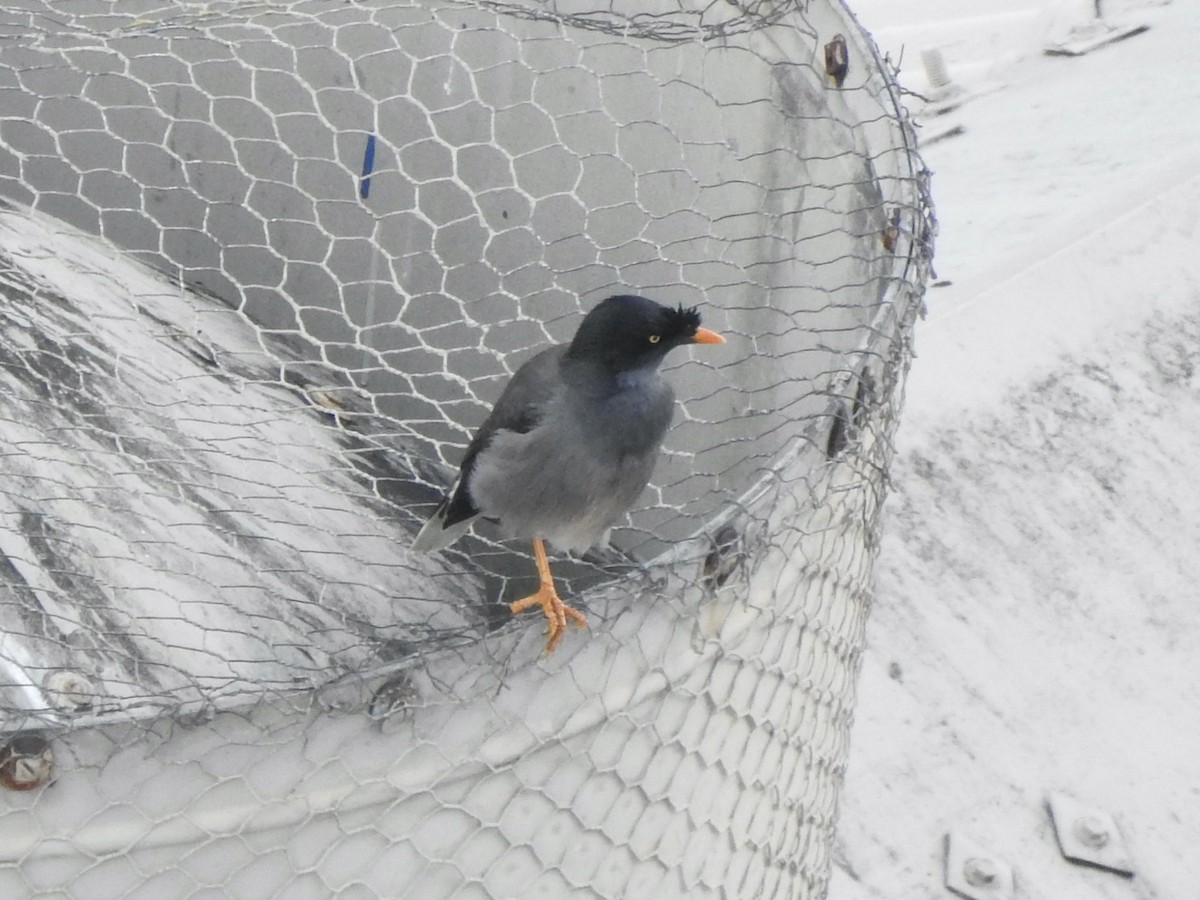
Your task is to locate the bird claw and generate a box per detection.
[510,586,587,655]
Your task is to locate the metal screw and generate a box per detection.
[921,48,954,90]
[1074,815,1111,849]
[0,734,54,791]
[963,856,1000,889]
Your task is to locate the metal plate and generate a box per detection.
[1047,792,1135,877]
[945,832,1014,900]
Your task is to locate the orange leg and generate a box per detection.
[509,538,587,654]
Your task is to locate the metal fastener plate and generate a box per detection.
[945,832,1014,900]
[1047,792,1134,876]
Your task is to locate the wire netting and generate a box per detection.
[0,0,932,897]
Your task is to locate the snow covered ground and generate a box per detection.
[834,0,1200,897]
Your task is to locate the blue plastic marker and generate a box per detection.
[360,133,376,199]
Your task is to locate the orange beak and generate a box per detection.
[691,326,725,345]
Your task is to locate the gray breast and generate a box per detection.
[468,377,674,553]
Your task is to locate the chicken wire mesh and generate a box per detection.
[0,0,932,897]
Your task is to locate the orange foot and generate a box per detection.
[509,538,587,655]
[510,585,587,655]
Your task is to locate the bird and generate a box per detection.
[412,294,725,654]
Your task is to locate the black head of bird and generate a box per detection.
[565,294,724,375]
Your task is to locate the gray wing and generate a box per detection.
[411,346,565,550]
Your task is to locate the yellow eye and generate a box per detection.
[648,334,661,344]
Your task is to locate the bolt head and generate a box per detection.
[963,856,1000,888]
[1074,815,1111,849]
[945,833,1013,900]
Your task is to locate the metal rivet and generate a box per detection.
[824,34,849,87]
[0,734,54,791]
